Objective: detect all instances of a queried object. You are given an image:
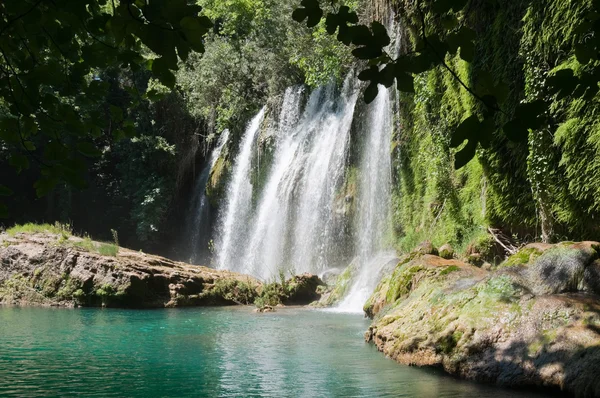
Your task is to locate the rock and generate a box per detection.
[518,242,599,295]
[364,254,487,319]
[311,261,357,307]
[413,240,438,256]
[0,232,261,308]
[284,273,326,305]
[438,244,454,259]
[318,268,342,285]
[365,242,600,397]
[254,305,275,313]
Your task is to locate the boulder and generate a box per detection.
[413,240,438,256]
[284,273,326,305]
[438,244,454,259]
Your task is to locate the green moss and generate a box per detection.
[439,265,460,276]
[386,265,426,303]
[321,263,356,306]
[210,278,256,305]
[501,247,543,267]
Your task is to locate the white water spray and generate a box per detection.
[216,108,266,271]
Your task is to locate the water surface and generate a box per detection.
[0,307,548,397]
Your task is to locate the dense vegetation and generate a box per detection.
[2,0,600,262]
[0,0,352,253]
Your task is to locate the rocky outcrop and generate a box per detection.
[284,273,326,305]
[364,242,600,397]
[0,232,261,308]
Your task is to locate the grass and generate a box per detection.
[98,243,119,257]
[6,222,72,238]
[5,223,119,257]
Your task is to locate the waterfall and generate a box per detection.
[336,85,395,312]
[215,78,358,279]
[336,17,400,312]
[185,130,230,264]
[211,19,399,312]
[216,108,266,271]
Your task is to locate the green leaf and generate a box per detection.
[352,46,383,60]
[451,115,480,148]
[547,69,579,99]
[23,141,36,151]
[152,57,176,88]
[358,66,379,82]
[9,154,30,173]
[371,21,390,47]
[454,140,477,169]
[77,141,102,157]
[364,83,379,104]
[34,177,59,198]
[575,43,597,65]
[349,25,372,46]
[292,8,308,23]
[503,119,529,142]
[396,72,415,93]
[293,0,323,28]
[109,105,124,123]
[0,185,14,196]
[459,42,475,63]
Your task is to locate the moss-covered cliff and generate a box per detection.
[387,0,600,257]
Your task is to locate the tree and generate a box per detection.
[0,0,212,217]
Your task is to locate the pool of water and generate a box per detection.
[0,306,548,397]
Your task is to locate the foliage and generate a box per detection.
[6,222,71,237]
[294,0,600,171]
[212,278,256,305]
[177,0,352,133]
[254,281,284,308]
[0,0,213,216]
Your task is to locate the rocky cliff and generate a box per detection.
[364,242,600,397]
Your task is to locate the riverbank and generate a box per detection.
[364,242,600,397]
[0,227,323,309]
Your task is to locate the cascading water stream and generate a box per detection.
[216,78,359,280]
[336,17,400,312]
[216,108,266,271]
[213,20,398,309]
[185,129,230,264]
[335,84,394,313]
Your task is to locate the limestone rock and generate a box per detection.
[413,240,438,256]
[0,232,261,308]
[365,241,600,397]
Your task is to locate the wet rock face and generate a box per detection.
[365,242,600,397]
[0,233,261,308]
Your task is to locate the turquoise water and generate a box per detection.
[0,306,547,397]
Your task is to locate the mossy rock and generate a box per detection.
[312,262,357,307]
[439,244,454,259]
[364,254,487,319]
